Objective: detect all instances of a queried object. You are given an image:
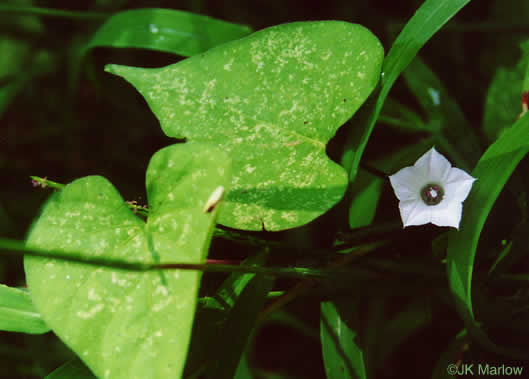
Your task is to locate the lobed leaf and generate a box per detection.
[106,21,384,231]
[25,143,231,379]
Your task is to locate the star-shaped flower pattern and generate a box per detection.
[389,147,476,229]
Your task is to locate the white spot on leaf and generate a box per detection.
[76,303,104,319]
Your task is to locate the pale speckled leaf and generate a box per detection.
[105,21,383,231]
[24,143,231,379]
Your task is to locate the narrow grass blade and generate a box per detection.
[321,300,366,379]
[206,274,274,379]
[0,284,49,334]
[85,8,252,57]
[446,113,529,358]
[341,0,471,180]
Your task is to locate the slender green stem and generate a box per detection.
[378,114,432,131]
[0,237,327,278]
[30,176,65,190]
[30,176,151,216]
[0,5,109,20]
[266,291,285,298]
[334,221,403,249]
[27,176,391,253]
[359,162,389,180]
[1,237,393,280]
[156,262,326,278]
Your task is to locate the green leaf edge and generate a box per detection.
[342,0,472,181]
[0,283,50,334]
[446,113,529,359]
[105,20,384,231]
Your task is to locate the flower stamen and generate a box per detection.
[420,183,444,206]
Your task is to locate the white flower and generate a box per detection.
[388,147,476,229]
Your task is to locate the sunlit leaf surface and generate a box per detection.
[25,143,231,379]
[106,21,383,231]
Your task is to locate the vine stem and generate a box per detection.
[257,245,370,322]
[30,176,65,190]
[28,175,392,253]
[358,162,389,180]
[0,237,383,279]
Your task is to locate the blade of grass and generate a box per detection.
[341,0,471,180]
[0,284,49,334]
[321,300,366,379]
[206,274,274,379]
[185,251,268,378]
[446,112,529,359]
[83,8,252,57]
[71,8,252,92]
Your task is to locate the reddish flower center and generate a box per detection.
[420,183,444,206]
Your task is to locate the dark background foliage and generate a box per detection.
[1,0,527,377]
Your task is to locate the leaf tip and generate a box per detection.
[104,64,121,75]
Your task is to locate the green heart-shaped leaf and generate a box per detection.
[24,143,231,379]
[106,21,383,231]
